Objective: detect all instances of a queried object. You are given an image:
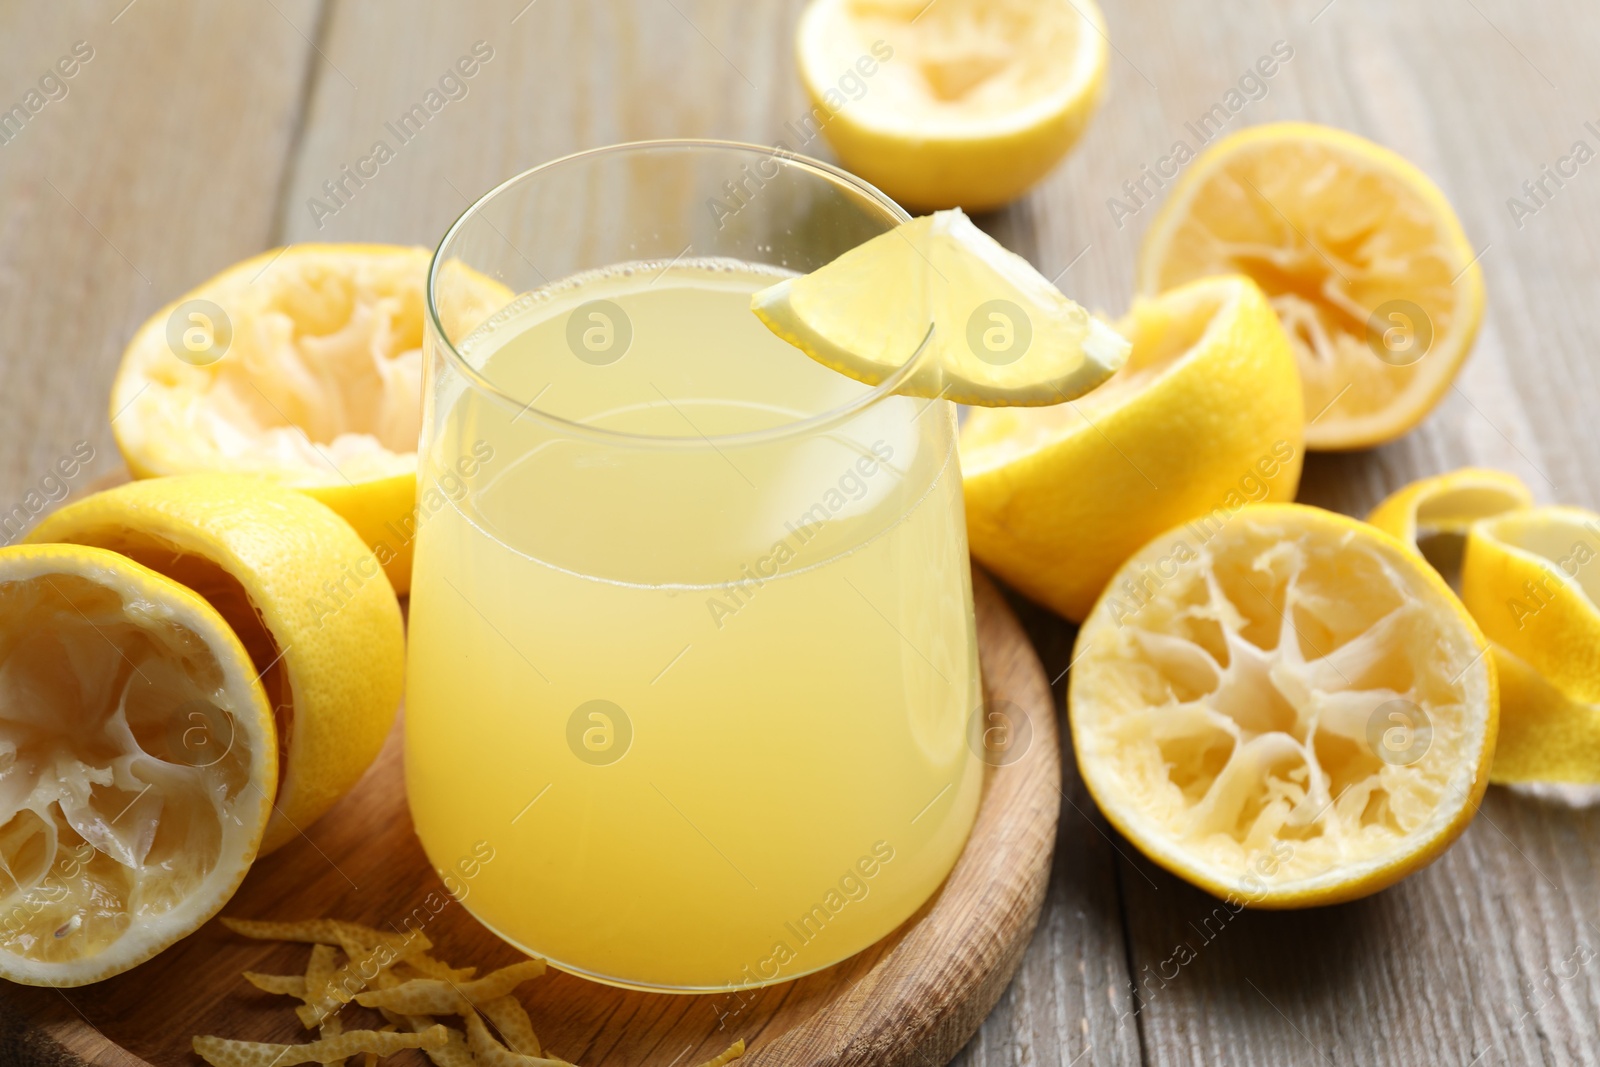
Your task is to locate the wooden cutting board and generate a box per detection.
[0,570,1060,1067]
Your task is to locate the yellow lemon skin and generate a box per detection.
[28,474,405,855]
[961,275,1303,622]
[795,0,1110,212]
[0,543,275,986]
[1366,466,1535,592]
[1487,644,1600,784]
[299,472,419,595]
[1461,507,1600,706]
[804,79,1107,212]
[1070,504,1496,909]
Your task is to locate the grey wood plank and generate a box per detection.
[278,0,826,247]
[0,0,322,524]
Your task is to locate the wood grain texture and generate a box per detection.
[3,0,1600,1064]
[0,0,321,526]
[0,572,1060,1067]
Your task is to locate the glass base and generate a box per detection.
[463,901,875,995]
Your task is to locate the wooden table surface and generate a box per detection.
[3,2,1599,1065]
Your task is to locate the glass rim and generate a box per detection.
[425,138,932,451]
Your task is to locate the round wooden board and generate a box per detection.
[0,570,1060,1067]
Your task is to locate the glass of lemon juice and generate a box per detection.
[409,141,982,992]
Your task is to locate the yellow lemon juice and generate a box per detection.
[405,259,982,991]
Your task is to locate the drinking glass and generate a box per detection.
[409,140,982,992]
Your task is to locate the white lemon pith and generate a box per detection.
[752,208,1128,406]
[797,0,1109,210]
[0,544,275,986]
[1070,504,1496,907]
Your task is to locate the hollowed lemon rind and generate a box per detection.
[1070,504,1495,908]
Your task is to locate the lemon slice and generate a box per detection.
[108,244,510,593]
[1070,503,1496,907]
[29,474,405,854]
[751,208,1128,406]
[1136,122,1485,451]
[1367,467,1535,587]
[0,543,275,986]
[962,275,1303,621]
[796,0,1109,210]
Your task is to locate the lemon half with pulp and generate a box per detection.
[29,475,405,855]
[0,543,275,986]
[1137,122,1485,451]
[1070,503,1496,907]
[108,244,509,593]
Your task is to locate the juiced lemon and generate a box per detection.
[1070,504,1496,907]
[107,244,509,593]
[1369,472,1600,784]
[962,275,1303,621]
[752,208,1128,406]
[0,544,275,986]
[1137,123,1485,450]
[796,0,1109,210]
[29,475,404,854]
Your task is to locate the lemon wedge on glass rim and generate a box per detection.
[1070,503,1496,907]
[0,543,275,986]
[751,208,1128,406]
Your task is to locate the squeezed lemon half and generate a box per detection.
[0,543,275,986]
[1137,123,1485,451]
[29,475,405,855]
[1366,467,1535,589]
[1370,471,1600,785]
[796,0,1109,209]
[108,244,509,593]
[1070,504,1496,907]
[1458,508,1600,784]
